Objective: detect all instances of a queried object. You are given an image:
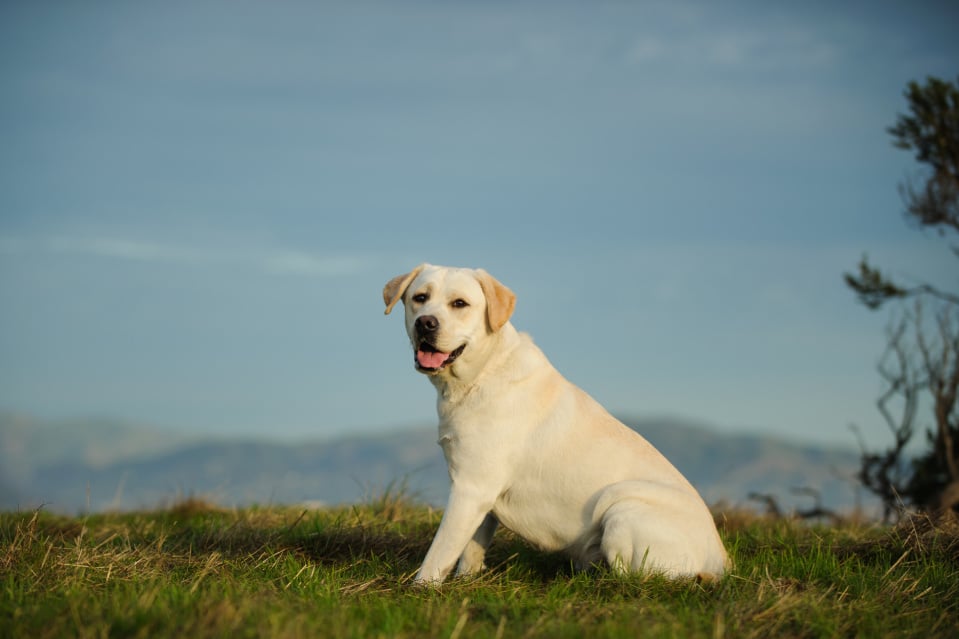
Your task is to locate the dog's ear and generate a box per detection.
[476,269,516,332]
[383,264,426,315]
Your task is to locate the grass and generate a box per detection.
[2,494,958,638]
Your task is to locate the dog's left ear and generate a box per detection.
[383,264,426,315]
[476,269,516,332]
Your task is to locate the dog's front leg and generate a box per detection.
[455,512,498,577]
[415,487,494,585]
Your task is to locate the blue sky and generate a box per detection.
[1,1,957,447]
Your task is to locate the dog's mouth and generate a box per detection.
[415,342,466,373]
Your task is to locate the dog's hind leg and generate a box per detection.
[595,482,723,579]
[455,512,499,577]
[599,501,673,575]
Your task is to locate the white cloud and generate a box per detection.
[46,236,203,264]
[261,251,374,277]
[1,234,376,278]
[624,27,839,71]
[625,36,668,64]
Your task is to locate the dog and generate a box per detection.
[383,264,729,584]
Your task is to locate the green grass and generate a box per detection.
[2,495,958,638]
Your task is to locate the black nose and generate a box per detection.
[416,315,439,333]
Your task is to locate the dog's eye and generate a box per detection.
[412,293,429,304]
[451,299,469,309]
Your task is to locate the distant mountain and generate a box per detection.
[0,412,448,513]
[0,412,873,516]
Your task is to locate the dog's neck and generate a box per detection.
[428,322,521,403]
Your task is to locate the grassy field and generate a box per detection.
[2,494,958,638]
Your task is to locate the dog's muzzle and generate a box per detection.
[414,315,465,372]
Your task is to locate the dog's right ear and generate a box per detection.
[383,264,426,315]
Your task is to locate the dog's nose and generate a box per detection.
[416,315,439,333]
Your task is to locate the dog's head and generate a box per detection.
[382,264,516,376]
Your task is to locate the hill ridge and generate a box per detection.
[1,412,869,515]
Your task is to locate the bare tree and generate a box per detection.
[851,313,922,522]
[846,76,959,518]
[910,304,959,511]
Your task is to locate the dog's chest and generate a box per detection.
[437,431,455,460]
[435,394,519,472]
[435,422,501,481]
[435,418,476,475]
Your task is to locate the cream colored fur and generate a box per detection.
[383,264,729,585]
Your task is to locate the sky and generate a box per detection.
[1,0,957,448]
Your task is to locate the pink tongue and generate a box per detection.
[417,349,450,369]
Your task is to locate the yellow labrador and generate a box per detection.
[383,264,728,584]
